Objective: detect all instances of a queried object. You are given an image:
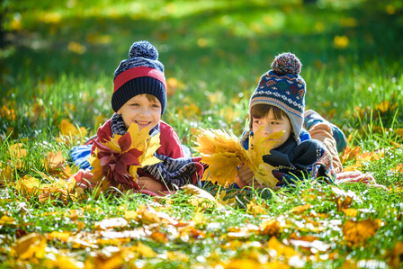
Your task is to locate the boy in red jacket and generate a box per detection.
[71,41,203,195]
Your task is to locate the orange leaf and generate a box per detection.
[289,204,312,214]
[260,219,280,235]
[342,219,380,246]
[150,231,169,243]
[45,150,65,171]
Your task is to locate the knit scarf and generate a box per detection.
[110,113,203,187]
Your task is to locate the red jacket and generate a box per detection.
[87,119,185,181]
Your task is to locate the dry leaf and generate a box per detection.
[195,127,282,187]
[289,204,312,214]
[12,232,46,259]
[342,219,380,246]
[195,129,249,186]
[260,219,280,235]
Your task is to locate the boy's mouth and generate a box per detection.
[135,120,151,126]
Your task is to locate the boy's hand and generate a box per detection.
[236,164,254,188]
[137,177,165,194]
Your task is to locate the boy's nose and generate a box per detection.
[139,107,151,116]
[261,126,272,136]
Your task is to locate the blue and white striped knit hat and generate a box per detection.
[249,53,306,143]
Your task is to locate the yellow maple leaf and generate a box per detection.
[17,175,41,196]
[195,127,282,187]
[195,129,250,186]
[12,232,46,259]
[248,126,283,186]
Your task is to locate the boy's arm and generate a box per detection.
[137,176,165,194]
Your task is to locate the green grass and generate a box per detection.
[1,0,403,268]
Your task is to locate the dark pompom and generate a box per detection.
[271,52,302,76]
[128,40,159,60]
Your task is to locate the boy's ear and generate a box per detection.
[117,109,122,115]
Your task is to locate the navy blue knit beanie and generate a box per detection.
[112,41,167,114]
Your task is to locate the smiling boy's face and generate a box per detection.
[252,106,292,149]
[117,94,161,131]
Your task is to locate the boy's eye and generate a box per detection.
[130,103,139,106]
[271,121,279,125]
[151,104,160,108]
[253,119,261,124]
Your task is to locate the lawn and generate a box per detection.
[1,0,403,268]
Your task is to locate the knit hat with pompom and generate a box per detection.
[249,52,306,143]
[112,40,167,114]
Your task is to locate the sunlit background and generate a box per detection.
[1,0,402,143]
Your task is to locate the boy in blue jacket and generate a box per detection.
[236,53,346,188]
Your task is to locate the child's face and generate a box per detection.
[252,109,292,149]
[117,94,161,131]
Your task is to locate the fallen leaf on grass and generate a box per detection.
[342,208,358,217]
[0,215,16,225]
[342,219,381,246]
[17,175,41,197]
[43,253,84,269]
[289,204,312,214]
[389,242,403,268]
[85,247,124,269]
[125,205,178,225]
[182,184,220,210]
[44,150,65,171]
[0,163,13,186]
[12,232,46,259]
[260,219,280,236]
[267,236,301,258]
[57,119,88,146]
[246,198,268,215]
[47,231,70,242]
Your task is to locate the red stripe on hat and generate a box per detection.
[113,66,166,93]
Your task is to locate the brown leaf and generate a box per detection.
[389,242,403,268]
[45,150,65,171]
[260,219,280,235]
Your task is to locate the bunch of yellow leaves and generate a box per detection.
[195,127,283,187]
[88,123,161,190]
